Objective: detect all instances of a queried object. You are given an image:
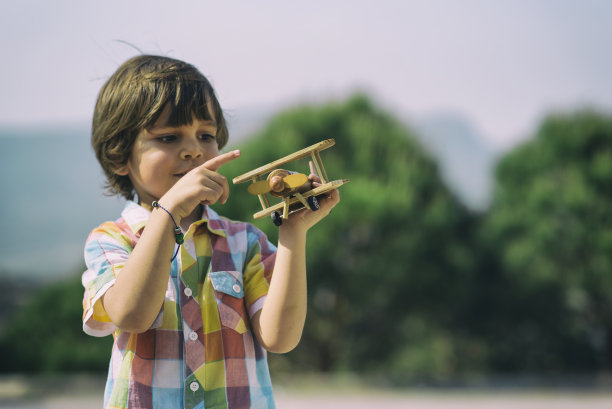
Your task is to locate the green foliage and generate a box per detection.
[0,274,112,373]
[481,110,612,372]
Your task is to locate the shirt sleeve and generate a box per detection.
[81,221,132,337]
[242,224,277,319]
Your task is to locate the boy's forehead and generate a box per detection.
[151,104,217,129]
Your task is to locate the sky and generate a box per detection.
[1,0,612,150]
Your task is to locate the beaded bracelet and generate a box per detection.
[152,201,184,261]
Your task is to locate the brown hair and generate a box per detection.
[92,55,229,200]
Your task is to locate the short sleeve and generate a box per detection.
[242,225,277,318]
[81,221,132,337]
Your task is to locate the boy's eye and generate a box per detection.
[157,135,177,143]
[199,133,216,142]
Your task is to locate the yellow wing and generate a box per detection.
[247,180,272,195]
[283,173,309,190]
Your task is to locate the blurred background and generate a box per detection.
[2,0,612,407]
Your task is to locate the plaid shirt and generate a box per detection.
[82,201,277,409]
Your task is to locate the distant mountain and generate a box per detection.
[410,113,500,211]
[0,125,125,281]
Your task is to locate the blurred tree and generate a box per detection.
[217,94,479,380]
[481,110,612,372]
[0,273,112,373]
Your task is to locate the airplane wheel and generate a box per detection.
[307,196,319,211]
[271,211,283,226]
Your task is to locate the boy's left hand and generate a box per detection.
[280,173,340,233]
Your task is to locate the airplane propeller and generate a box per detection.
[247,173,309,195]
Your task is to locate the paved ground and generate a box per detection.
[3,391,612,409]
[276,390,612,409]
[2,375,612,409]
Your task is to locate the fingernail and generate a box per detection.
[233,150,241,156]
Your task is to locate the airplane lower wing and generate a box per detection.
[252,179,349,220]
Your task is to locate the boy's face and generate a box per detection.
[117,105,220,209]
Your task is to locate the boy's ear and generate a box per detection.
[113,164,129,176]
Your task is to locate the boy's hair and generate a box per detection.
[92,55,229,200]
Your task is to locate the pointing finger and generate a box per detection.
[202,150,241,171]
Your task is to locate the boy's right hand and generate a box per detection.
[159,150,241,221]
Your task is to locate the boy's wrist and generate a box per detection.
[154,195,186,224]
[278,223,307,245]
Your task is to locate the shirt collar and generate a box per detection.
[121,200,227,238]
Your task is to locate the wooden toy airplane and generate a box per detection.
[232,139,349,226]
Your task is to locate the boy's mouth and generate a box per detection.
[174,169,193,178]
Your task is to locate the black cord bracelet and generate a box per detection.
[152,201,184,261]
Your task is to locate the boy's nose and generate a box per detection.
[180,138,203,160]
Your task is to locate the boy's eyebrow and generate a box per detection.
[149,120,218,132]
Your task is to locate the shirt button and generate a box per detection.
[190,381,199,391]
[189,331,198,341]
[232,284,241,293]
[184,287,193,297]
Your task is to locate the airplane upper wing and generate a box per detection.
[232,139,335,184]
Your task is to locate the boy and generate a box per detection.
[82,55,339,409]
